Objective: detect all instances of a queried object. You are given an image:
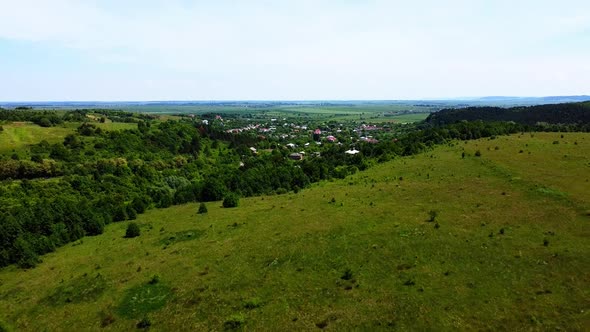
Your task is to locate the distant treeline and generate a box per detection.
[0,108,154,127]
[426,102,590,128]
[0,109,64,127]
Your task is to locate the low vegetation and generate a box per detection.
[222,193,240,208]
[125,222,141,238]
[197,202,208,214]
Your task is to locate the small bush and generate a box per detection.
[113,205,128,222]
[222,193,239,208]
[403,279,415,286]
[148,275,160,285]
[31,154,43,163]
[197,202,208,214]
[17,255,40,269]
[125,222,141,238]
[315,321,328,329]
[428,210,438,222]
[100,310,116,327]
[474,150,482,157]
[223,313,246,330]
[136,317,151,329]
[243,297,263,309]
[127,207,137,220]
[341,268,354,281]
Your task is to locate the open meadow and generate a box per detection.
[0,123,76,154]
[0,122,137,156]
[0,132,588,331]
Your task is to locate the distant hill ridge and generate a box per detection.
[475,95,590,103]
[1,96,589,109]
[426,101,590,126]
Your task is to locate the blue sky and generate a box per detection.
[1,0,589,101]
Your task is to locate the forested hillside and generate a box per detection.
[426,101,590,127]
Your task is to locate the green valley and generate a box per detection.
[0,130,588,330]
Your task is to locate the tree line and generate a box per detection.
[426,101,590,128]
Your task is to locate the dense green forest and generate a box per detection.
[1,104,589,268]
[426,101,590,128]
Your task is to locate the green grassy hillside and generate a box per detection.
[0,123,75,154]
[0,132,588,331]
[0,122,137,155]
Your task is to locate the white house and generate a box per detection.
[345,149,360,155]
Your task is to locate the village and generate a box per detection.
[198,113,401,160]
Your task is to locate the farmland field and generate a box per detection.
[5,103,435,123]
[1,132,588,331]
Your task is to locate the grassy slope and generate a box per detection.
[0,123,75,154]
[94,122,137,131]
[461,132,590,209]
[0,133,589,331]
[0,122,137,155]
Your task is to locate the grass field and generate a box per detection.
[0,122,136,155]
[0,132,588,330]
[94,122,137,131]
[0,123,75,154]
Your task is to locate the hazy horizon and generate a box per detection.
[2,96,590,105]
[1,0,589,101]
